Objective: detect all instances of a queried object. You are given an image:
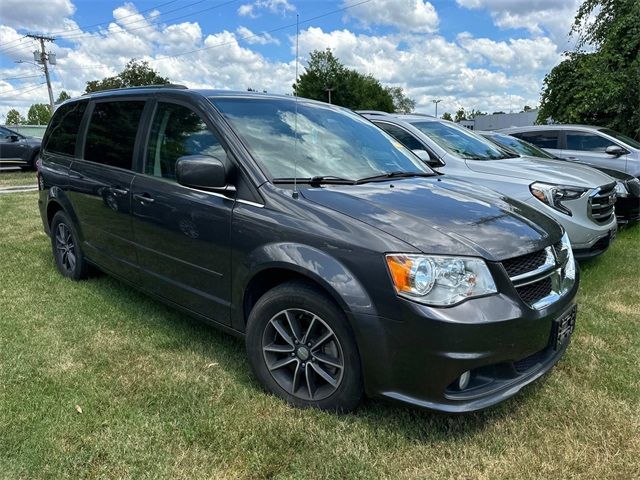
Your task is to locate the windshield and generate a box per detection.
[410,120,514,160]
[484,133,555,159]
[210,97,431,180]
[598,128,640,149]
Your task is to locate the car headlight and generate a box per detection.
[614,181,629,198]
[386,254,497,306]
[530,182,588,216]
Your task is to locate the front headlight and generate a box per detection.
[530,182,588,216]
[614,181,629,198]
[386,254,497,306]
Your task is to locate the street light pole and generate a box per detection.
[432,99,442,118]
[325,87,334,104]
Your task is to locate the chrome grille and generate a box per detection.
[502,249,547,278]
[589,183,616,224]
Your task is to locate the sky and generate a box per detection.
[0,0,584,120]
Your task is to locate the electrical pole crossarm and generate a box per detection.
[26,34,55,114]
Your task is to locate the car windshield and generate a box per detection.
[411,121,515,160]
[484,133,555,159]
[598,128,640,149]
[209,97,431,181]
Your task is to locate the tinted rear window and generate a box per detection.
[513,131,559,149]
[84,101,145,170]
[43,101,87,156]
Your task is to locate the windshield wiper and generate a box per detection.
[273,176,357,185]
[355,171,435,184]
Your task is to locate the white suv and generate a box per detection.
[501,125,640,178]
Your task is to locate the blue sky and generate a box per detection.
[0,0,582,119]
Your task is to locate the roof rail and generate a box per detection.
[82,84,188,95]
[355,110,391,116]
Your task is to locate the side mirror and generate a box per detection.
[412,149,445,168]
[9,134,19,142]
[605,145,627,157]
[175,154,232,192]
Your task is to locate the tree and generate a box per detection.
[454,108,467,122]
[522,105,533,112]
[492,111,506,115]
[441,112,453,121]
[56,91,71,103]
[385,86,416,114]
[27,104,51,125]
[538,0,640,138]
[294,49,399,112]
[6,109,25,125]
[85,59,170,93]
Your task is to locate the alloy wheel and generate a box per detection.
[55,223,76,273]
[262,308,344,401]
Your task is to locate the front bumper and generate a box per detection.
[350,278,578,413]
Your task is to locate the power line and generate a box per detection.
[0,0,236,56]
[1,82,47,95]
[0,0,181,50]
[0,73,43,81]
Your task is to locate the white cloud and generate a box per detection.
[0,0,76,32]
[236,26,280,45]
[238,0,295,18]
[456,0,580,48]
[343,0,439,33]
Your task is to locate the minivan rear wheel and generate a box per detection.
[50,211,88,280]
[246,281,363,412]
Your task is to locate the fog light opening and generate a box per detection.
[458,370,471,390]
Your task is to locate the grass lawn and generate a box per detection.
[1,177,638,479]
[0,170,37,188]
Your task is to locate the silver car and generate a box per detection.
[500,125,640,178]
[362,113,618,260]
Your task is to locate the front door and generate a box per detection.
[561,130,628,172]
[131,101,233,324]
[66,100,146,280]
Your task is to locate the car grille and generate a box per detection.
[502,249,547,278]
[501,244,568,309]
[516,277,553,305]
[590,183,616,224]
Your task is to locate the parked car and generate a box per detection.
[480,131,640,226]
[0,125,41,170]
[500,125,640,178]
[362,112,618,260]
[38,87,578,413]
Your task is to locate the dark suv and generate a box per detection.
[38,87,579,412]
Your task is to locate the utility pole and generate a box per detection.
[432,99,442,118]
[26,34,56,114]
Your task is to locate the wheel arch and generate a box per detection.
[235,243,377,332]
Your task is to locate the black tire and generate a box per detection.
[246,281,363,412]
[50,211,88,281]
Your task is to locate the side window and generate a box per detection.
[42,102,87,156]
[566,132,616,152]
[145,102,225,180]
[513,131,559,149]
[84,101,145,169]
[375,122,426,152]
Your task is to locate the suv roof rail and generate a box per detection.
[355,110,391,116]
[82,84,188,95]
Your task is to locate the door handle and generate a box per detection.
[134,193,155,204]
[112,187,129,196]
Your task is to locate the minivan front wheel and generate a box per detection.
[246,281,363,412]
[51,211,88,280]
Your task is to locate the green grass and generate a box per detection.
[0,170,36,188]
[1,190,638,479]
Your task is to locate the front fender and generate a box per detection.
[232,242,376,331]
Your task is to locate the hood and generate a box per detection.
[300,177,562,261]
[465,156,615,188]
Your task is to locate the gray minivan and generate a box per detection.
[37,87,578,413]
[501,125,640,178]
